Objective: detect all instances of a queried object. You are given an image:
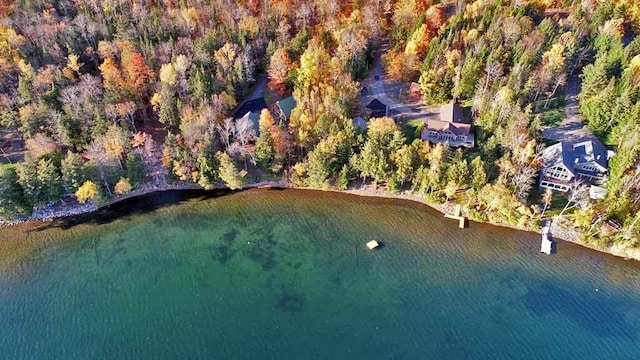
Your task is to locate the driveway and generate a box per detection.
[247,74,268,101]
[541,75,598,144]
[360,43,439,122]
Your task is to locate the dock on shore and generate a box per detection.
[541,222,555,255]
[444,204,466,229]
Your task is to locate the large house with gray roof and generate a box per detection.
[539,140,611,192]
[420,102,474,148]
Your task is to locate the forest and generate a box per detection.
[0,0,639,254]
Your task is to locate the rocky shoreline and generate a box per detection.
[2,179,637,261]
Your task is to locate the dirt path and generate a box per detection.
[247,74,268,101]
[541,75,598,144]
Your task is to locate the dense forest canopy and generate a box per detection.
[0,0,639,254]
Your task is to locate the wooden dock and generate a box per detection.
[444,204,466,229]
[540,222,554,255]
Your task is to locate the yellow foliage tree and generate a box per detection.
[114,178,132,195]
[76,181,99,204]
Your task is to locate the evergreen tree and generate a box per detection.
[0,167,31,219]
[217,152,244,190]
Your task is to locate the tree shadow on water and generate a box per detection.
[27,189,234,232]
[524,282,638,340]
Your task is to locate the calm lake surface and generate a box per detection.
[1,189,640,359]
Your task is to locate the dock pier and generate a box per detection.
[444,204,467,229]
[541,221,555,255]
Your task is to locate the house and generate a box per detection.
[232,97,267,138]
[539,140,610,192]
[365,98,388,118]
[275,96,296,122]
[238,111,260,137]
[420,102,474,148]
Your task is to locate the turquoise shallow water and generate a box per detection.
[1,189,640,359]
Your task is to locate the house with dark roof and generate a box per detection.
[238,111,261,137]
[365,98,388,118]
[420,102,474,148]
[539,140,611,192]
[232,97,267,137]
[275,96,296,122]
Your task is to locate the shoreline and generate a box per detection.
[2,180,638,261]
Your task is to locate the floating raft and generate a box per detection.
[444,204,466,229]
[366,240,380,250]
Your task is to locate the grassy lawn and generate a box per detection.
[403,119,426,143]
[529,186,571,217]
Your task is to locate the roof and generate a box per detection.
[542,142,574,175]
[277,96,297,118]
[353,116,367,131]
[366,98,387,118]
[240,111,261,136]
[572,140,608,170]
[233,97,267,119]
[440,102,463,123]
[425,119,471,136]
[542,140,608,174]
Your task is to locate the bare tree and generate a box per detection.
[512,165,537,202]
[234,116,256,170]
[553,181,589,228]
[216,118,234,149]
[483,61,503,93]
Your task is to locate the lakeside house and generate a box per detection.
[274,96,297,122]
[420,102,475,148]
[233,97,268,136]
[366,98,388,118]
[539,140,612,193]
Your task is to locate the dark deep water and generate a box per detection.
[1,189,640,359]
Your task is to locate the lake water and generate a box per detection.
[1,189,640,359]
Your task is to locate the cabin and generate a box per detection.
[539,140,610,193]
[232,97,267,136]
[237,111,260,138]
[420,102,474,148]
[366,98,388,118]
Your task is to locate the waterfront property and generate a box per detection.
[232,97,268,138]
[539,140,611,193]
[420,102,475,148]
